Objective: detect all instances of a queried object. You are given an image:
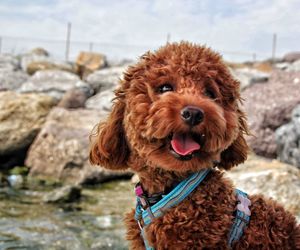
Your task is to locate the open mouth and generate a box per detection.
[169,132,205,161]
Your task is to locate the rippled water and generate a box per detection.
[0,181,135,250]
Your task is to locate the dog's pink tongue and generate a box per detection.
[171,133,200,156]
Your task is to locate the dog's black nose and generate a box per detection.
[181,106,204,126]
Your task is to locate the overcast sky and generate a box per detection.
[0,0,299,61]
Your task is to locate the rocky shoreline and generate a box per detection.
[0,48,300,249]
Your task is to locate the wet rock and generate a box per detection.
[231,67,270,90]
[0,91,56,169]
[57,88,92,109]
[85,89,114,111]
[26,107,132,185]
[283,52,300,63]
[243,70,300,158]
[43,185,81,203]
[275,105,300,168]
[18,70,91,100]
[86,65,128,93]
[76,51,107,79]
[7,175,24,188]
[227,154,300,217]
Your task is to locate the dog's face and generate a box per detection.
[90,42,249,173]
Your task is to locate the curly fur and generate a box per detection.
[90,42,300,249]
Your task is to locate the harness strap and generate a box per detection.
[134,171,251,249]
[228,189,251,247]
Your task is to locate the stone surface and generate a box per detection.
[57,88,91,109]
[85,89,115,112]
[230,67,270,90]
[18,70,91,100]
[26,107,131,185]
[0,54,20,71]
[0,70,29,91]
[227,154,300,218]
[0,91,56,168]
[26,61,75,75]
[0,54,28,91]
[275,105,300,168]
[283,52,300,63]
[243,70,300,158]
[20,48,50,72]
[43,185,81,203]
[286,59,300,72]
[86,65,127,93]
[76,51,107,79]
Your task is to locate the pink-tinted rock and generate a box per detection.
[242,70,300,158]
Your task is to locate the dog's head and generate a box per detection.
[90,42,249,173]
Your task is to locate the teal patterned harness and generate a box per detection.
[134,169,251,249]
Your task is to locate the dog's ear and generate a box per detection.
[218,107,249,170]
[89,89,129,170]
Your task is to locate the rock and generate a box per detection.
[0,54,20,71]
[43,185,81,203]
[76,51,107,79]
[7,175,24,188]
[26,61,76,75]
[0,54,28,91]
[227,154,300,218]
[29,47,49,56]
[275,105,300,168]
[286,59,300,72]
[243,70,300,158]
[283,52,300,63]
[20,48,50,72]
[57,88,91,109]
[18,70,91,100]
[86,66,127,93]
[0,91,56,169]
[26,107,132,185]
[85,89,114,111]
[0,69,29,91]
[231,67,270,90]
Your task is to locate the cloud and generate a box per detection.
[0,0,299,61]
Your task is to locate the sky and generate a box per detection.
[0,0,299,62]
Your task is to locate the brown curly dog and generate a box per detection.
[90,42,300,249]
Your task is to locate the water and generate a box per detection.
[0,181,135,250]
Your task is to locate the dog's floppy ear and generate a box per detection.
[218,107,250,170]
[89,89,129,170]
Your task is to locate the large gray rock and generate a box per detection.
[0,54,28,91]
[0,54,20,71]
[227,154,300,219]
[18,70,91,100]
[85,89,114,112]
[243,70,300,158]
[231,67,270,90]
[0,91,56,168]
[86,65,128,93]
[26,107,131,185]
[275,105,300,168]
[286,59,300,72]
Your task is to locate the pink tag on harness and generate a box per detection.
[237,194,251,216]
[135,185,144,197]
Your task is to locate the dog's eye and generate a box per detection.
[158,83,174,93]
[204,89,216,99]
